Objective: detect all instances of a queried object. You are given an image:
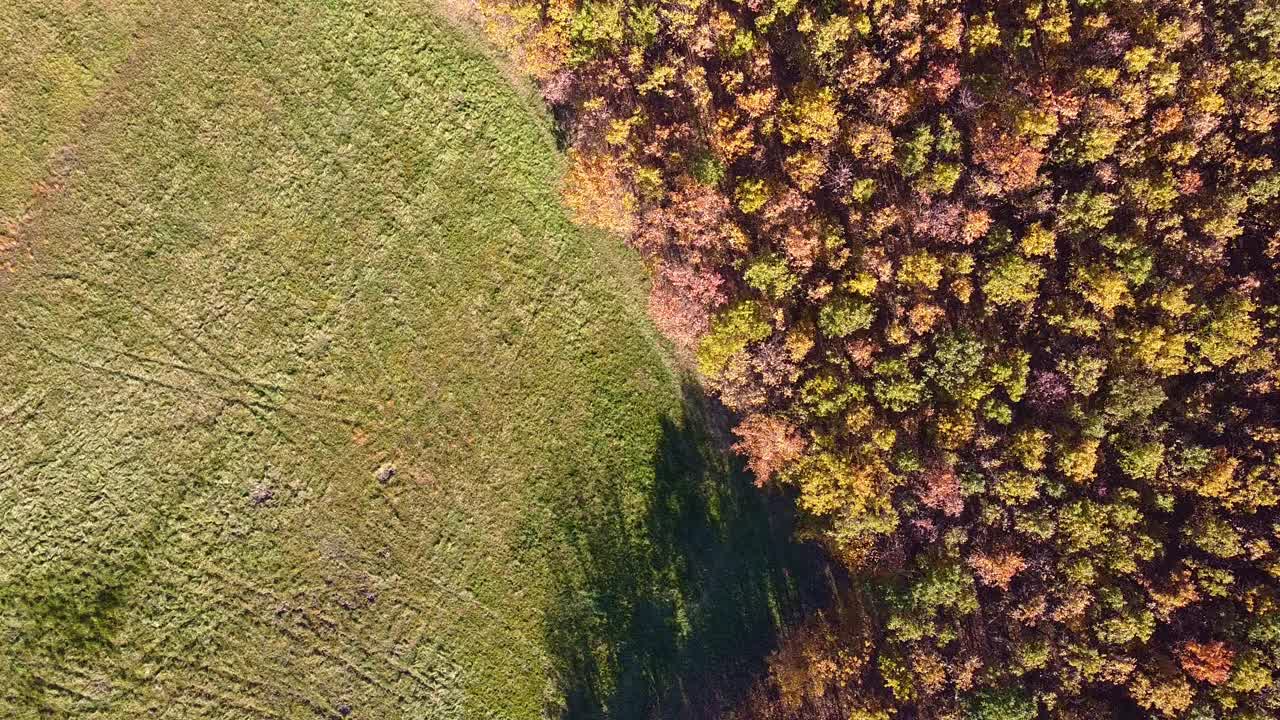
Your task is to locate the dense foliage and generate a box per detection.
[485,0,1280,716]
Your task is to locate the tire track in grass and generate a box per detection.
[33,271,380,416]
[197,561,505,701]
[144,558,475,713]
[0,388,46,423]
[25,338,378,441]
[25,342,303,447]
[34,327,382,423]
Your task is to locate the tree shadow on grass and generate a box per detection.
[539,380,836,720]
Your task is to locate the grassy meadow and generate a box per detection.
[0,1,823,718]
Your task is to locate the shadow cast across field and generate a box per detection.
[537,382,833,720]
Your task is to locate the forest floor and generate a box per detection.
[0,1,828,718]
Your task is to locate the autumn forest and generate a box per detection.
[484,0,1280,717]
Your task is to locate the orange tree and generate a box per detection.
[484,0,1280,716]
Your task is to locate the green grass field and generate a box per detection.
[1,2,820,718]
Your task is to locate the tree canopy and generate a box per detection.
[485,0,1280,716]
